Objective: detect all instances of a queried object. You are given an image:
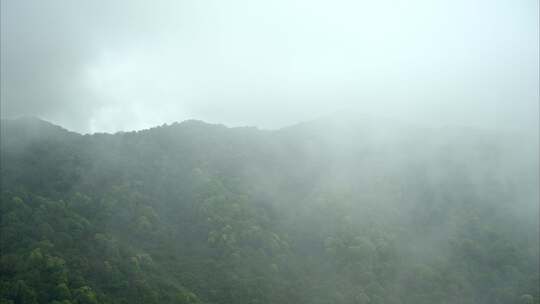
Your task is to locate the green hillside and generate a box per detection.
[1,117,538,304]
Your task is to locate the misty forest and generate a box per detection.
[1,0,539,304]
[0,116,538,304]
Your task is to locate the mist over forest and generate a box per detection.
[0,115,538,304]
[1,0,539,303]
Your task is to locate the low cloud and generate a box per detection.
[1,0,538,133]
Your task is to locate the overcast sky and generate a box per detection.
[1,0,538,133]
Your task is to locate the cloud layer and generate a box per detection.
[1,0,538,133]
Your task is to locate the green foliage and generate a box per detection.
[0,117,538,304]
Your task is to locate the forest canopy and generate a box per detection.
[0,116,538,304]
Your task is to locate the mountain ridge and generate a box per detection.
[1,114,531,139]
[0,113,538,304]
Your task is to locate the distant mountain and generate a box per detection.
[1,117,538,304]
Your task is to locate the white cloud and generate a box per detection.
[1,0,538,133]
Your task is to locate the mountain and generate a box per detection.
[0,116,538,304]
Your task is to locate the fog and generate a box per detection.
[1,0,538,133]
[1,1,539,304]
[1,111,538,303]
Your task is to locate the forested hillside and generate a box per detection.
[1,116,538,304]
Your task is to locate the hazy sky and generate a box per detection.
[1,0,538,133]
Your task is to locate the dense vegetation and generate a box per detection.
[1,116,538,304]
